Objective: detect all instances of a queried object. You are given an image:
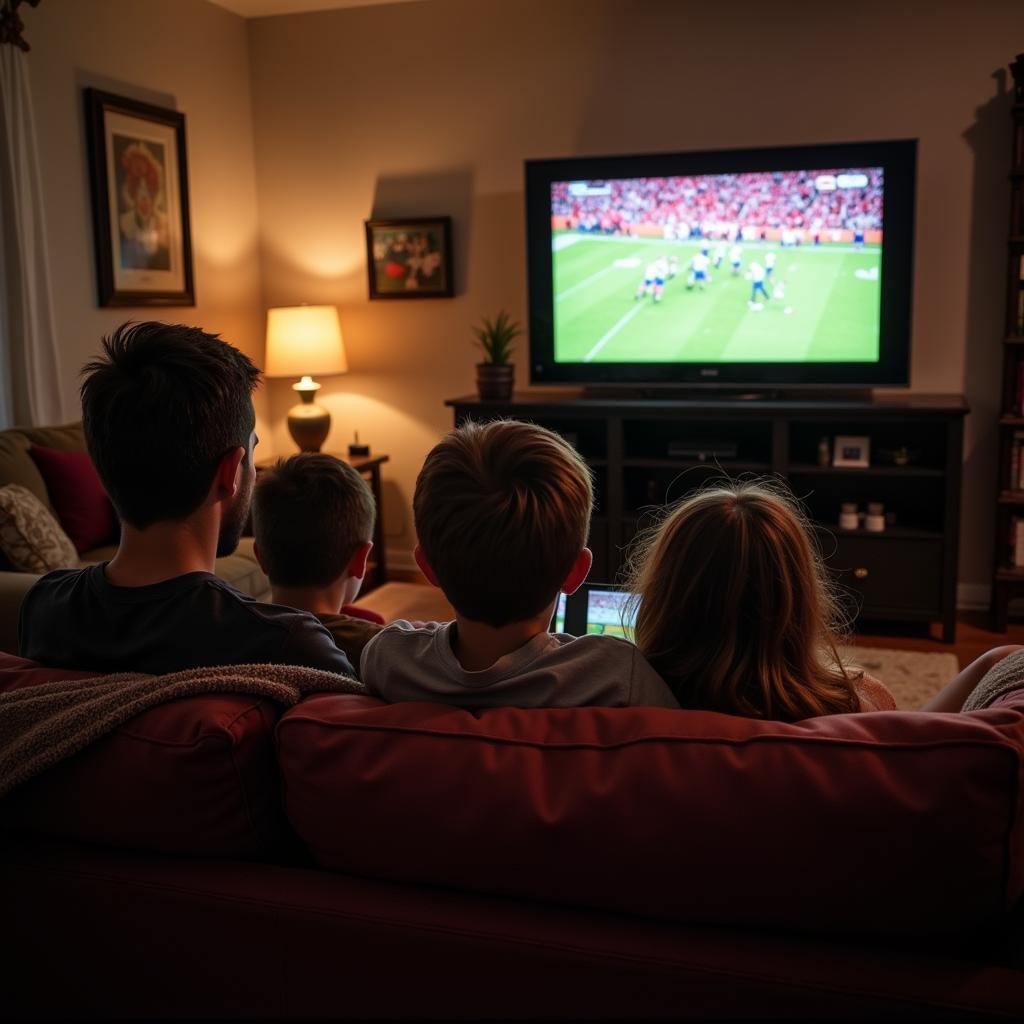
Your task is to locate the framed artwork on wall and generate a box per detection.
[84,88,195,307]
[365,216,453,299]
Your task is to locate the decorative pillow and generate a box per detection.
[28,445,118,555]
[0,484,79,573]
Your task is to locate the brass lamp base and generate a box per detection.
[287,376,331,452]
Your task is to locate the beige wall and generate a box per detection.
[247,0,1022,591]
[23,0,268,435]
[20,0,1022,594]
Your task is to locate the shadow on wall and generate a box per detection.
[370,168,475,295]
[259,234,365,311]
[962,66,1015,603]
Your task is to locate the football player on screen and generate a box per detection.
[729,243,743,275]
[636,262,656,300]
[747,261,770,308]
[653,257,668,302]
[687,251,710,291]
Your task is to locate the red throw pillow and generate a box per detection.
[29,445,117,555]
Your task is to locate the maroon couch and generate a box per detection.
[2,651,1023,1020]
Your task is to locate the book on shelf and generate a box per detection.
[1011,516,1024,568]
[1019,254,1024,334]
[1009,431,1024,488]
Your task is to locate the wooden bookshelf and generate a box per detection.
[991,54,1024,630]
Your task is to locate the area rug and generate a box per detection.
[838,646,960,711]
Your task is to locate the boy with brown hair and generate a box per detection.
[252,453,383,670]
[360,420,678,708]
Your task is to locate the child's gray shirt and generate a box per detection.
[360,620,680,709]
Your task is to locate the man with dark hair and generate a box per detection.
[19,322,356,677]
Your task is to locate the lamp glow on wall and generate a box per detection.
[265,305,348,452]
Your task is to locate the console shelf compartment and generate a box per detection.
[448,393,967,642]
[788,464,945,478]
[823,526,945,541]
[623,458,771,472]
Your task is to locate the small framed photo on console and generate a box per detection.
[365,217,453,299]
[833,435,871,469]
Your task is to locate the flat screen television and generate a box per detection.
[525,139,916,390]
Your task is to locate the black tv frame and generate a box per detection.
[525,139,916,390]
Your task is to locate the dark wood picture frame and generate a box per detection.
[84,88,195,307]
[365,216,454,299]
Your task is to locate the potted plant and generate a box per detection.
[473,310,522,401]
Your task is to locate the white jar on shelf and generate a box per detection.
[865,502,885,532]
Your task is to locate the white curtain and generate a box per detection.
[0,37,65,428]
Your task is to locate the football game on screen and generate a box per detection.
[584,589,636,640]
[554,589,638,641]
[550,167,883,364]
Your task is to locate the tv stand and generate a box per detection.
[447,392,968,642]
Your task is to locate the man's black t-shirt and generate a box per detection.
[19,564,357,678]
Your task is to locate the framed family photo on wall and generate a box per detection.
[365,217,453,299]
[84,88,195,307]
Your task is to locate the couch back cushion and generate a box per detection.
[0,654,285,857]
[0,423,85,513]
[278,696,1024,937]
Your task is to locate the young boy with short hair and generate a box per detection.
[360,420,678,709]
[252,454,383,671]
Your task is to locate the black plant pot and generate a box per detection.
[476,363,514,401]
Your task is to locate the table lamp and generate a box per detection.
[265,305,348,452]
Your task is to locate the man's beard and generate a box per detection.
[216,459,255,558]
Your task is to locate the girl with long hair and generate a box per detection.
[625,480,893,720]
[627,479,1023,718]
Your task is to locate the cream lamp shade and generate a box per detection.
[264,305,348,452]
[265,305,348,378]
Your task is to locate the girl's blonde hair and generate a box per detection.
[625,479,859,721]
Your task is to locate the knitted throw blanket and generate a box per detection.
[962,650,1024,712]
[0,663,367,798]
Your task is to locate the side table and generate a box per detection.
[255,452,390,593]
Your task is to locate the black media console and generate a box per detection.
[447,393,968,642]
